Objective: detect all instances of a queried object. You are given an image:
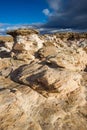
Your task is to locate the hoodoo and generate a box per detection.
[7,29,44,61]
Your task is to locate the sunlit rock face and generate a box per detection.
[7,29,44,61]
[42,33,87,72]
[14,34,43,51]
[0,41,13,53]
[0,30,87,130]
[39,46,87,71]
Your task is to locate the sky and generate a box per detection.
[0,0,48,24]
[0,0,87,35]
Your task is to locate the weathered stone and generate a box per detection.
[38,42,87,71]
[8,29,44,61]
[10,61,82,100]
[7,28,39,36]
[0,74,87,130]
[0,30,87,130]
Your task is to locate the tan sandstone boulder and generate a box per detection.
[38,42,87,71]
[7,29,44,62]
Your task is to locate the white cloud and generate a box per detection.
[0,28,7,35]
[42,9,50,16]
[0,28,6,32]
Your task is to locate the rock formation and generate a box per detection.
[0,36,13,58]
[0,29,87,130]
[7,29,44,62]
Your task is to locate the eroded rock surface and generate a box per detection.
[0,29,87,130]
[7,29,44,62]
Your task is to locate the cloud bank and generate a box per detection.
[43,0,87,30]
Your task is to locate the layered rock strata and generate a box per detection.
[7,29,44,62]
[0,29,87,130]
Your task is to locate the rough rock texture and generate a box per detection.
[11,60,83,98]
[7,29,44,62]
[0,36,13,50]
[38,45,87,71]
[7,28,39,36]
[0,29,87,130]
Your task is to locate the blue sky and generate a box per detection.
[0,0,87,34]
[0,0,48,24]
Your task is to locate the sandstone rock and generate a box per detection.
[0,57,29,77]
[0,46,10,52]
[55,32,87,40]
[0,36,13,42]
[38,43,87,71]
[13,34,43,51]
[7,28,39,36]
[0,41,13,53]
[4,41,13,51]
[47,48,87,71]
[8,29,44,61]
[0,31,87,130]
[38,43,58,59]
[0,74,87,130]
[0,77,45,130]
[10,61,82,99]
[0,36,13,52]
[0,58,12,70]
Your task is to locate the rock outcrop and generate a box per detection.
[0,29,87,130]
[7,29,44,62]
[38,44,87,71]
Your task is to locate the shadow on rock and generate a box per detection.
[0,51,10,58]
[10,64,28,83]
[84,65,87,72]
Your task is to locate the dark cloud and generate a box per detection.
[43,0,87,30]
